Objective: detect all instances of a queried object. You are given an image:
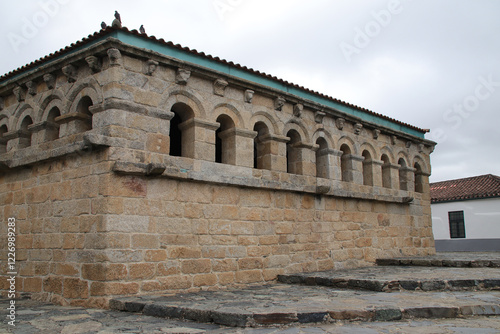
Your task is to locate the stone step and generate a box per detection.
[376,253,500,268]
[109,284,500,327]
[278,266,500,292]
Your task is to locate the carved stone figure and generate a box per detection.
[373,129,381,139]
[107,48,122,67]
[26,81,37,96]
[354,123,363,135]
[293,103,303,118]
[315,111,325,124]
[85,56,102,73]
[13,86,25,102]
[335,117,345,130]
[62,64,77,83]
[274,96,285,111]
[244,89,254,103]
[145,60,158,76]
[213,79,228,96]
[176,68,191,85]
[43,74,55,89]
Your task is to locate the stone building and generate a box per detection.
[0,26,436,307]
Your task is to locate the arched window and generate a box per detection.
[414,162,424,193]
[0,125,8,153]
[76,96,93,132]
[340,144,352,182]
[19,116,33,148]
[169,102,195,158]
[381,154,391,188]
[46,107,61,141]
[253,122,270,170]
[315,137,329,179]
[362,150,373,186]
[215,114,235,164]
[398,158,408,190]
[286,129,301,174]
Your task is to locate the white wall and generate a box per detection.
[432,197,500,240]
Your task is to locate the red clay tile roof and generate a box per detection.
[430,174,500,203]
[0,27,428,135]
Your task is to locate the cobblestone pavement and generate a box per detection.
[1,298,500,333]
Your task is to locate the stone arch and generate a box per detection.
[380,153,392,188]
[40,92,64,121]
[283,121,309,144]
[0,116,9,153]
[65,78,103,115]
[361,149,373,186]
[339,142,353,182]
[212,103,244,129]
[338,135,359,155]
[315,136,330,179]
[312,128,335,150]
[215,113,236,164]
[12,103,35,129]
[397,156,409,191]
[413,155,429,193]
[250,112,279,135]
[18,115,34,148]
[380,146,395,164]
[161,88,206,119]
[169,102,196,158]
[412,154,429,176]
[286,128,303,174]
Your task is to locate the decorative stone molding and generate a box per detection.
[293,103,303,117]
[107,48,122,67]
[55,112,92,124]
[274,96,285,111]
[62,64,77,83]
[213,78,228,96]
[335,117,345,130]
[175,68,191,85]
[43,74,55,89]
[145,59,158,76]
[314,111,326,124]
[354,123,363,135]
[85,56,102,73]
[418,143,424,153]
[244,89,254,103]
[13,86,25,102]
[26,81,37,96]
[373,129,380,139]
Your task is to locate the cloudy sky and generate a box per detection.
[1,0,499,182]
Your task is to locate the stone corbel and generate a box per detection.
[26,81,37,96]
[274,96,285,111]
[13,86,25,102]
[107,48,122,67]
[145,59,158,76]
[373,129,380,139]
[418,143,424,153]
[406,141,412,149]
[176,68,191,85]
[244,89,254,103]
[27,121,59,133]
[354,123,363,135]
[391,135,397,145]
[62,64,77,83]
[335,117,345,130]
[314,111,325,124]
[85,56,102,73]
[293,103,303,118]
[43,74,56,89]
[0,97,4,111]
[213,78,228,96]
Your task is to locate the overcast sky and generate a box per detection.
[1,0,499,182]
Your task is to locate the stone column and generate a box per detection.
[55,112,92,137]
[179,118,220,161]
[316,148,341,179]
[28,121,60,144]
[256,133,289,172]
[341,154,364,184]
[363,159,383,187]
[3,129,31,150]
[382,163,401,189]
[399,166,417,191]
[218,128,257,167]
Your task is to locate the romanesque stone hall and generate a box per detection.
[0,23,436,308]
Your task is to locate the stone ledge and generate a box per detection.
[112,157,417,203]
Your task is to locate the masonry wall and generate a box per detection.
[0,36,436,307]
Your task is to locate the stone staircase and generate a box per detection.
[110,253,500,327]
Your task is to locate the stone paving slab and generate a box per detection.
[109,283,500,327]
[376,252,500,268]
[2,298,500,333]
[278,266,500,292]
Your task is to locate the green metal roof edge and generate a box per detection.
[115,31,424,138]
